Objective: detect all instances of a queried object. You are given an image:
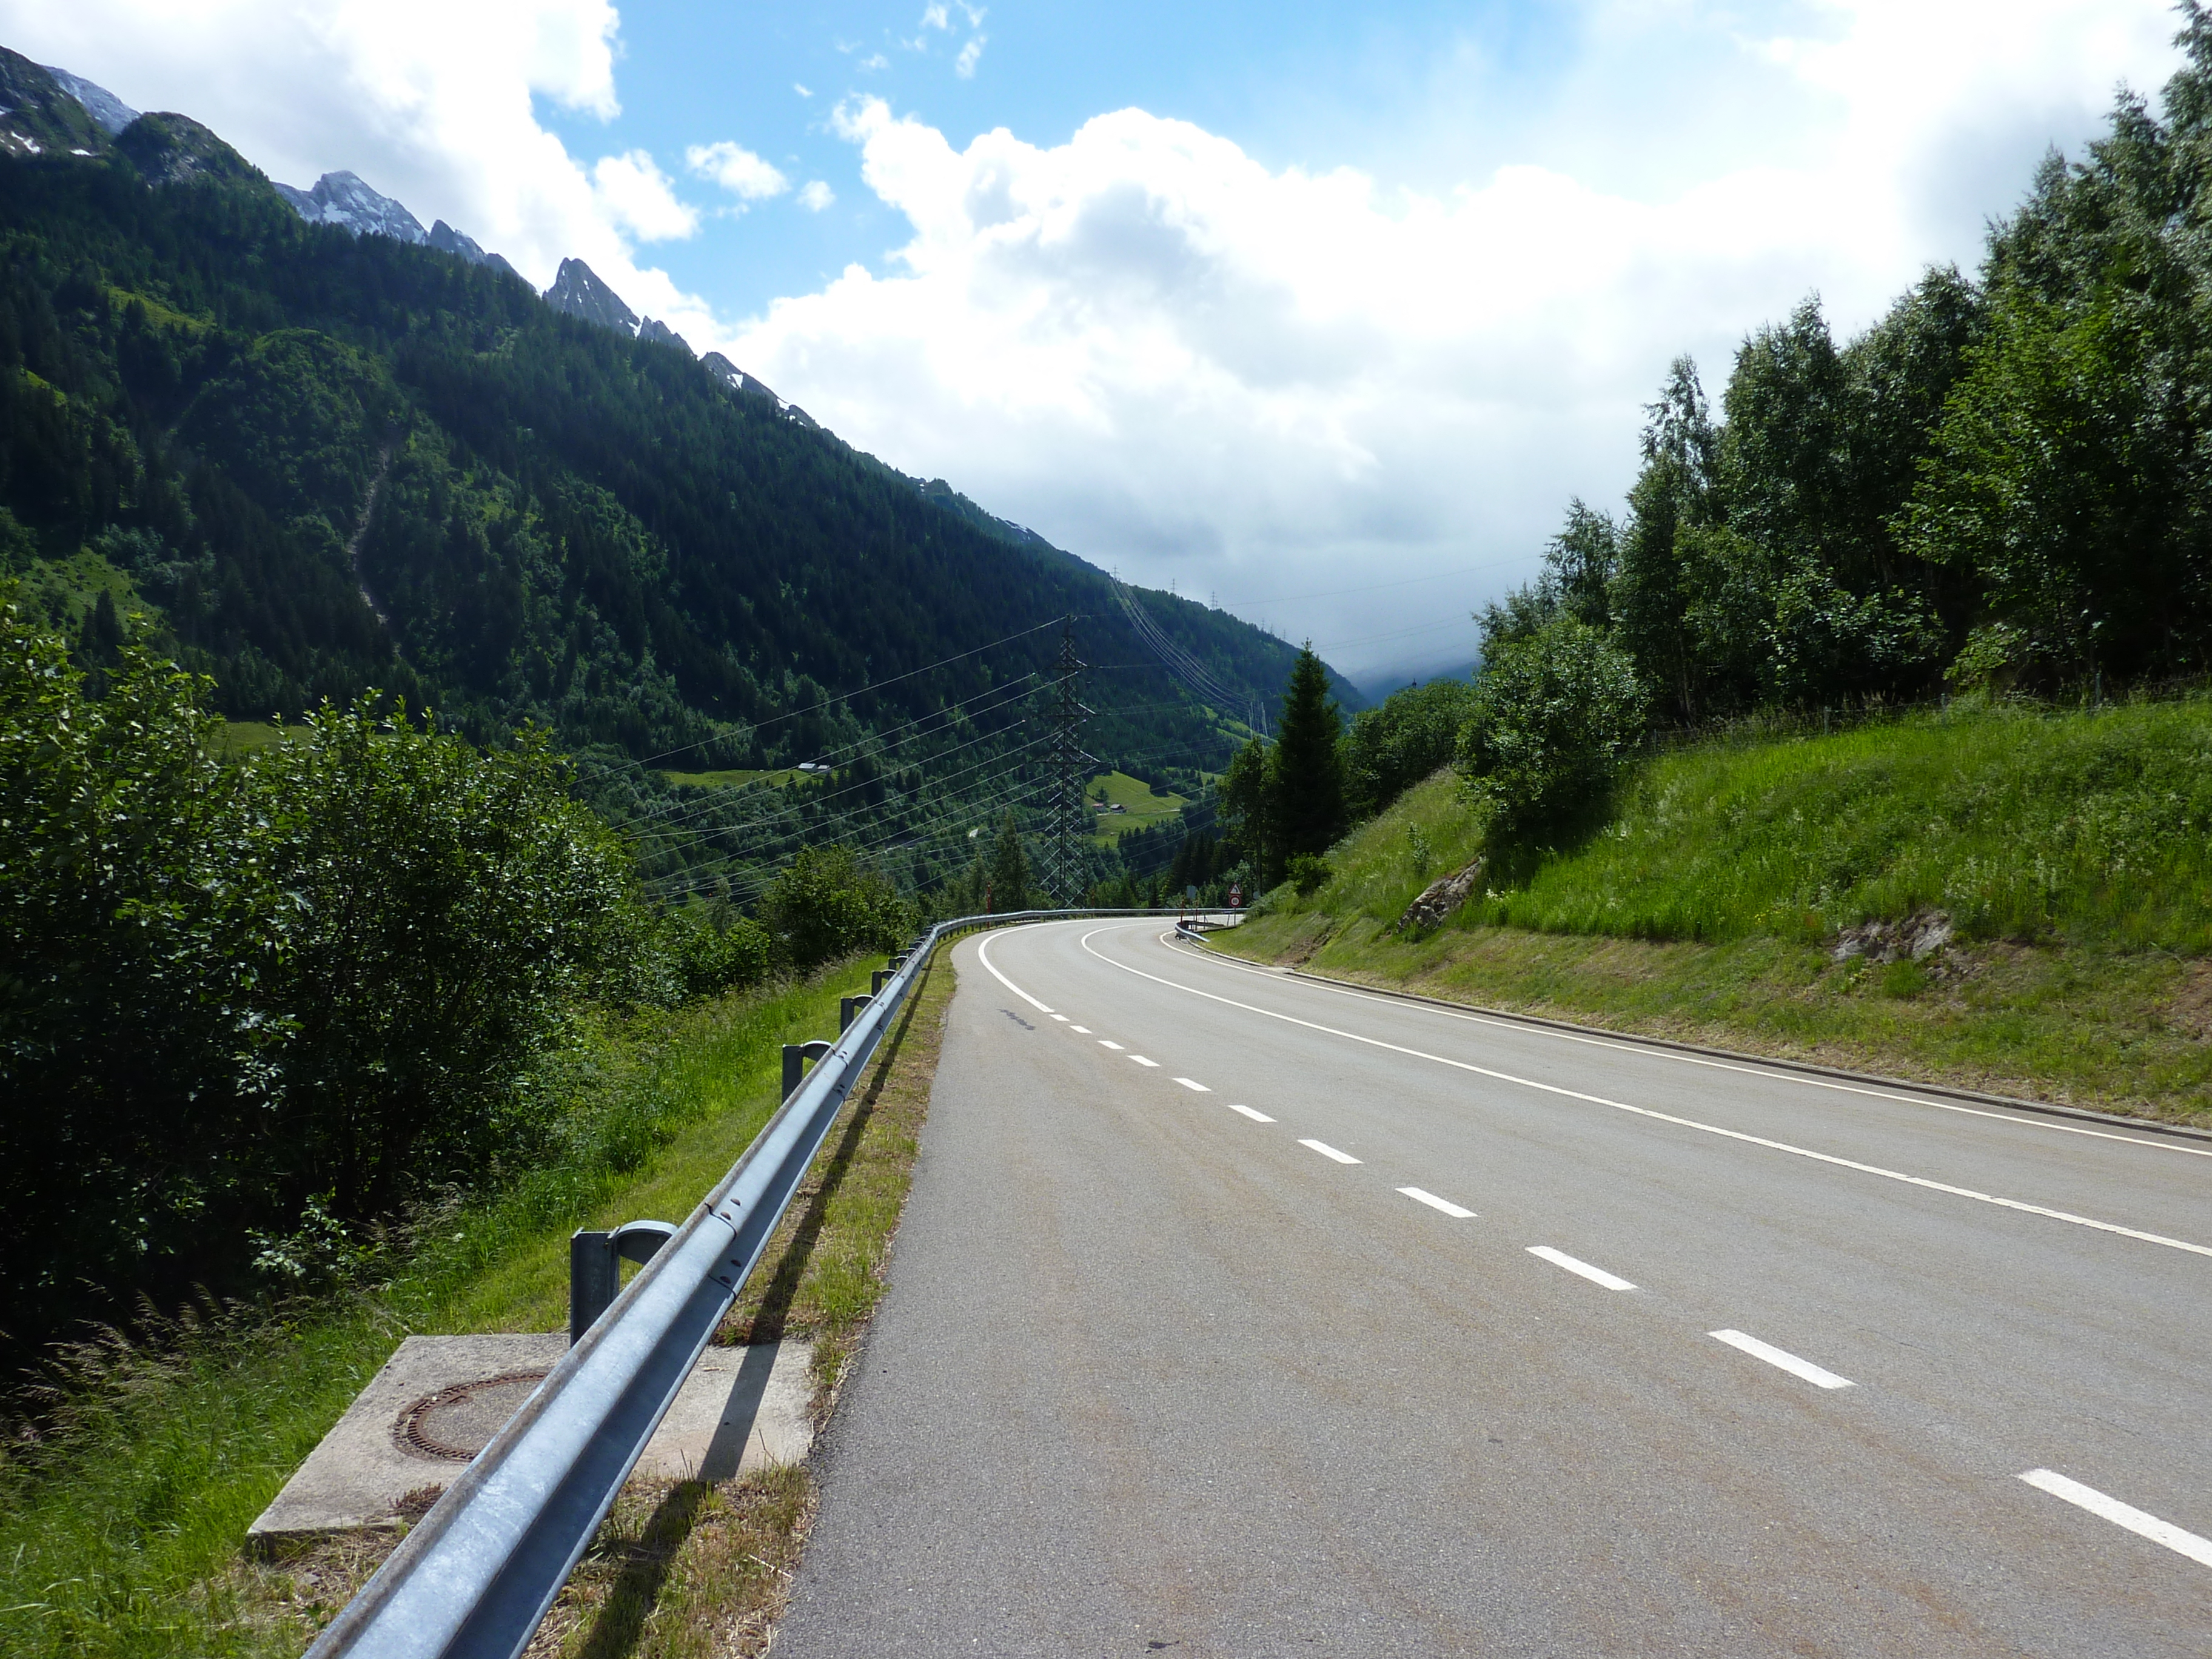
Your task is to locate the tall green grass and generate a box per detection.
[1273,694,2212,953]
[0,964,874,1659]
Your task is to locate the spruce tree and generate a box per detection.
[1269,645,1347,866]
[987,809,1030,911]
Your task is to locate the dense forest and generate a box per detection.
[0,46,1349,908]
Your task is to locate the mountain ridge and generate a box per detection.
[0,56,1358,901]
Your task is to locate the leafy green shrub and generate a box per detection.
[1457,618,1647,845]
[1,596,283,1349]
[1287,854,1333,897]
[252,701,635,1216]
[1344,677,1475,820]
[657,903,774,1002]
[759,845,913,970]
[0,595,636,1353]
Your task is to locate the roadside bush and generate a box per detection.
[759,844,914,970]
[1457,617,1647,846]
[1287,854,1333,897]
[0,595,637,1355]
[1344,678,1476,820]
[253,702,635,1217]
[1,597,283,1352]
[657,902,774,1002]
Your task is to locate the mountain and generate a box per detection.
[545,255,640,333]
[273,169,425,241]
[0,47,110,158]
[426,216,520,278]
[41,63,138,135]
[0,60,1350,898]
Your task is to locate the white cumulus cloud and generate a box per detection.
[686,140,790,203]
[954,35,986,79]
[0,0,2187,678]
[592,149,698,240]
[0,0,731,349]
[739,3,2184,677]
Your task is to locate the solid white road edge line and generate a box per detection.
[1168,928,2208,1158]
[1709,1329,1855,1390]
[1228,1104,1275,1122]
[2020,1470,2212,1570]
[976,929,1054,1013]
[1174,1078,1211,1091]
[1069,926,2212,1259]
[1527,1246,1637,1291]
[1299,1139,1361,1164]
[1398,1187,1476,1218]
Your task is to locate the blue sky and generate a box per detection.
[2,0,2188,682]
[540,0,1814,328]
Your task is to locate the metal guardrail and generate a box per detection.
[307,905,1232,1659]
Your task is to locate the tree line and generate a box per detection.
[0,592,911,1362]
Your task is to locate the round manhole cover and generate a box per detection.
[395,1370,548,1462]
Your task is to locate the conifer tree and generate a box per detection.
[987,809,1031,911]
[1268,645,1347,868]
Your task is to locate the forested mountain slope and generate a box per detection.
[0,47,1347,894]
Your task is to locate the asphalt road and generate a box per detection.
[771,918,2212,1657]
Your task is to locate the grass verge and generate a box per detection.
[0,959,886,1658]
[1222,697,2212,1127]
[516,940,956,1657]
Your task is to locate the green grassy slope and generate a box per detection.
[0,962,876,1658]
[1087,769,1188,842]
[1219,697,2212,1123]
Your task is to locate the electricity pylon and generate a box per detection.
[1037,617,1094,904]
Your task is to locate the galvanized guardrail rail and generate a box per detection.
[307,906,1231,1659]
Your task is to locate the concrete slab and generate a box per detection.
[248,1333,816,1550]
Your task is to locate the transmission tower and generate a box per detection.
[1037,617,1094,904]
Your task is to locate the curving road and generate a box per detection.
[772,918,2212,1656]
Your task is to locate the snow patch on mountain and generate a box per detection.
[275,170,426,243]
[41,65,137,135]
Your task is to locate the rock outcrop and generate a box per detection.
[543,257,638,335]
[275,170,426,242]
[1831,910,1954,964]
[1395,858,1484,934]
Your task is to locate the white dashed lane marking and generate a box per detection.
[1527,1246,1637,1292]
[1131,1056,1160,1067]
[1071,1026,1091,1033]
[1397,1187,1476,1219]
[1098,1040,1123,1050]
[1174,1078,1211,1092]
[1227,1104,1275,1122]
[1050,1014,1068,1022]
[1299,1139,1361,1165]
[2020,1470,2212,1570]
[1709,1329,1854,1390]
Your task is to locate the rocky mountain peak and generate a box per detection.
[544,258,638,335]
[0,49,111,159]
[274,170,426,243]
[41,64,137,135]
[115,111,261,187]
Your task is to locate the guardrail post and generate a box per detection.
[568,1219,679,1344]
[872,968,891,994]
[839,993,873,1032]
[782,1038,835,1101]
